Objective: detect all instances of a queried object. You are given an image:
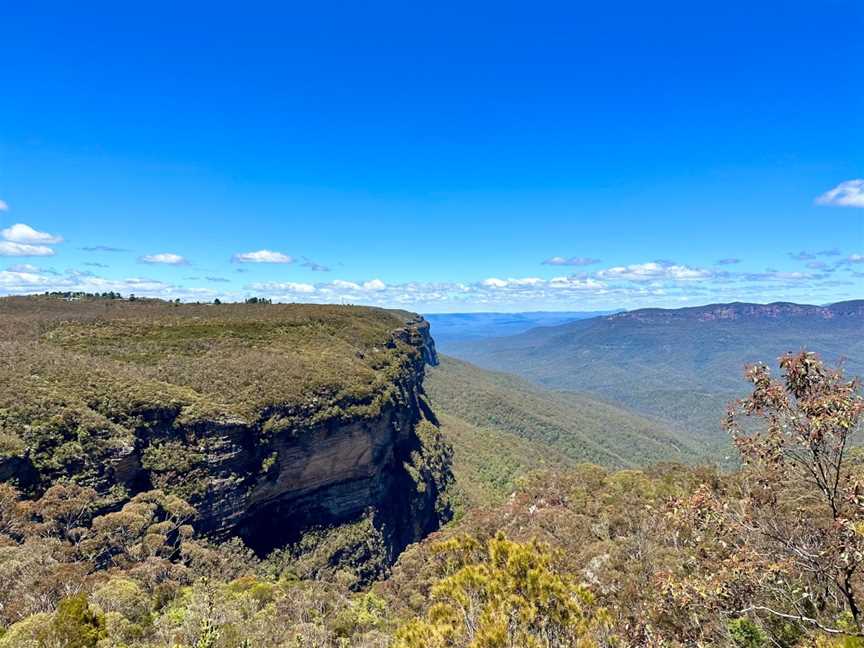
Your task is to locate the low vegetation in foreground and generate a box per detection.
[0,347,862,647]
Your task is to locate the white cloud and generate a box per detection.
[232,250,294,264]
[221,260,854,309]
[1,223,63,244]
[667,266,714,280]
[0,264,247,301]
[313,278,387,292]
[0,252,841,310]
[481,276,604,290]
[481,277,509,288]
[542,256,601,266]
[596,261,712,282]
[815,179,864,208]
[332,279,362,290]
[743,270,811,282]
[0,241,56,257]
[0,200,8,211]
[247,281,315,293]
[548,276,606,290]
[140,253,188,265]
[0,269,48,287]
[5,263,41,273]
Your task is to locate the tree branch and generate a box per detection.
[739,605,864,637]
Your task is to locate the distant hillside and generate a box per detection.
[426,356,709,506]
[424,310,619,350]
[433,411,573,510]
[444,300,864,443]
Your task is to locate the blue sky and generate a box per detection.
[1,1,862,311]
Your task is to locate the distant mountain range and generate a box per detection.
[439,300,864,447]
[423,310,620,350]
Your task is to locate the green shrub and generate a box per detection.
[728,618,767,647]
[51,594,106,648]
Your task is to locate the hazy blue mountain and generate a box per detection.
[443,300,864,443]
[424,310,620,350]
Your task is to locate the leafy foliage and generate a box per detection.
[394,534,612,648]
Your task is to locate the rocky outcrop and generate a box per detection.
[186,333,449,558]
[2,315,452,570]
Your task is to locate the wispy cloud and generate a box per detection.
[205,276,231,283]
[0,200,8,212]
[542,256,601,266]
[83,262,109,268]
[301,257,331,272]
[805,261,830,270]
[715,258,741,265]
[789,248,844,260]
[743,270,812,282]
[1,223,63,245]
[815,179,864,208]
[248,281,315,293]
[80,245,127,253]
[232,250,294,264]
[139,253,188,265]
[0,241,56,257]
[5,263,41,273]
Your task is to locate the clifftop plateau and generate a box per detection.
[0,296,451,570]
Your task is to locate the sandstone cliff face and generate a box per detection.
[1,310,451,569]
[133,317,448,561]
[195,320,447,559]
